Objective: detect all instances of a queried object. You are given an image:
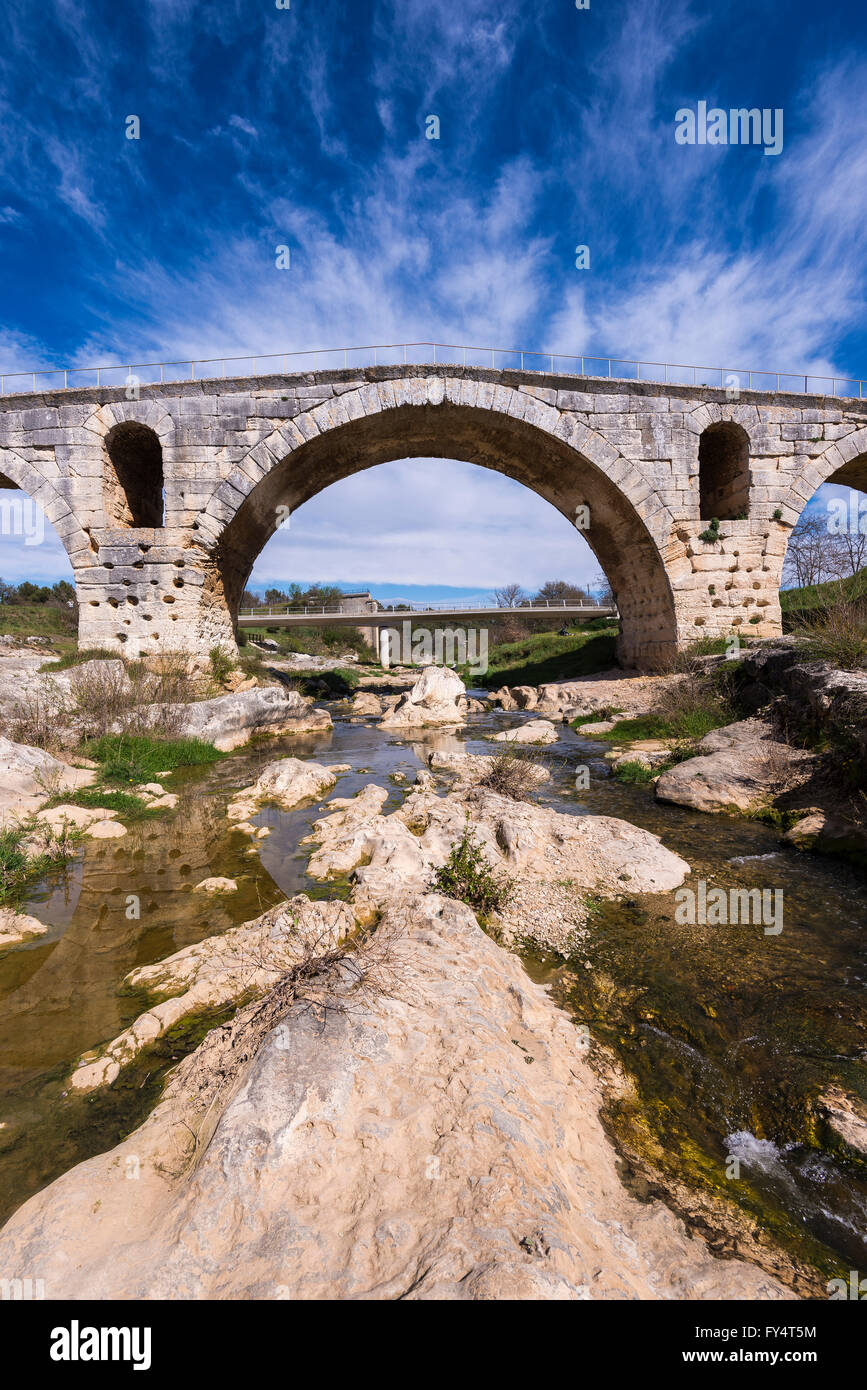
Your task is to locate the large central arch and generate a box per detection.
[202,392,679,668]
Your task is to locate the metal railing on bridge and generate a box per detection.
[1,341,864,400]
[237,597,618,620]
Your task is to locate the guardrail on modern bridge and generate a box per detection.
[237,597,619,620]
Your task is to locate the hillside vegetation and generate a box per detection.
[462,624,618,688]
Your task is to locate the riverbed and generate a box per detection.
[0,706,864,1286]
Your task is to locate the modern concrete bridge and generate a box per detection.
[236,597,617,629]
[0,343,865,668]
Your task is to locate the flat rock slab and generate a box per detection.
[655,720,813,814]
[134,687,332,752]
[0,894,791,1301]
[490,719,558,745]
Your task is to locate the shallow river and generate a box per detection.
[0,708,864,1285]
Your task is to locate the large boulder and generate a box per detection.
[137,687,332,751]
[0,736,95,825]
[655,720,813,814]
[380,665,466,728]
[783,811,867,866]
[228,756,350,819]
[0,895,789,1301]
[511,685,538,710]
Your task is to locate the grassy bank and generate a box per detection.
[464,625,618,689]
[579,706,729,745]
[84,733,223,784]
[781,570,867,622]
[239,623,374,662]
[0,600,77,653]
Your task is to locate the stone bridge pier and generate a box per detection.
[0,364,865,669]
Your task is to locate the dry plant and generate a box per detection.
[758,737,802,801]
[791,597,867,671]
[68,650,203,739]
[477,742,544,801]
[3,677,70,751]
[158,908,412,1178]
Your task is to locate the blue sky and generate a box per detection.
[1,0,866,595]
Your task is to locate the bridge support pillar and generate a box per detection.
[75,537,236,666]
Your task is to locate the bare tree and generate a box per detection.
[782,514,846,590]
[833,522,867,580]
[493,582,526,609]
[533,579,591,604]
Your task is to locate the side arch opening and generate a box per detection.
[699,422,750,520]
[104,422,165,528]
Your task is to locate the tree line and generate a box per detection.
[0,578,76,606]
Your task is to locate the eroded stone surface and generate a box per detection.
[230,757,350,817]
[67,895,356,1093]
[0,736,95,826]
[379,665,466,729]
[304,779,689,946]
[655,719,814,814]
[0,894,791,1300]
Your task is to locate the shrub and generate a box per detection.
[209,645,236,686]
[698,517,721,544]
[6,685,68,750]
[69,650,201,739]
[478,744,543,801]
[432,819,513,915]
[791,598,867,671]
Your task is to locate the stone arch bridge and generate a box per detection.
[1,361,865,668]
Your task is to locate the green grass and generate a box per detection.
[780,569,867,623]
[84,733,223,784]
[0,601,75,638]
[0,822,81,908]
[463,626,618,689]
[0,601,77,658]
[43,786,157,821]
[40,646,117,671]
[612,759,660,785]
[240,623,374,662]
[579,707,728,744]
